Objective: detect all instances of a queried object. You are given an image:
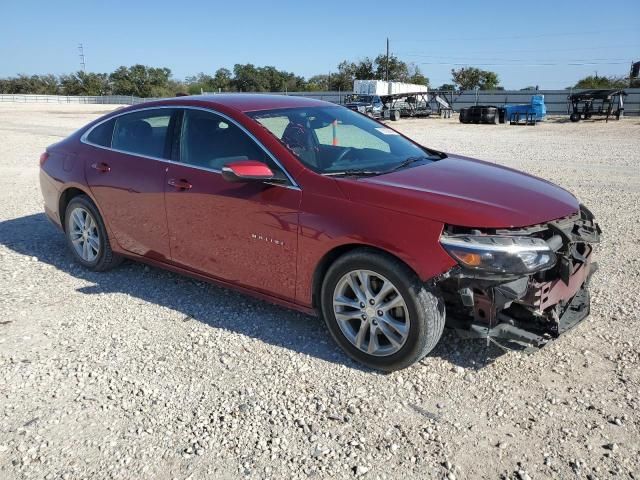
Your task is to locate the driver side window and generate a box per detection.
[179,109,287,181]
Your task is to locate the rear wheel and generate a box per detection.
[569,112,580,122]
[64,195,121,271]
[321,250,445,371]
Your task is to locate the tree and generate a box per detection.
[232,64,267,92]
[353,57,375,80]
[0,74,59,94]
[573,75,628,89]
[185,73,217,94]
[374,54,409,81]
[60,71,109,96]
[436,83,456,91]
[407,64,429,86]
[109,65,173,97]
[306,74,330,91]
[451,67,500,90]
[213,68,232,91]
[329,61,356,91]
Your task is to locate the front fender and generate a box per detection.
[295,191,457,306]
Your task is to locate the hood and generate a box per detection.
[340,156,579,228]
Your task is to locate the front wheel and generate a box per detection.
[321,250,445,371]
[64,195,121,271]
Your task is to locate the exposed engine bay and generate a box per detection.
[437,205,601,349]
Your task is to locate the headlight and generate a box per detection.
[440,234,556,275]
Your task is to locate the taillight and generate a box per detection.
[39,152,49,166]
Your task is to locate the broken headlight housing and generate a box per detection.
[440,234,556,275]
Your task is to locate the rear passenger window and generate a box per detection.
[87,118,115,147]
[180,109,272,171]
[112,109,175,159]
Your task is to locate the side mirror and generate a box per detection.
[221,160,281,183]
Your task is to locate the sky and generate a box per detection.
[1,0,638,89]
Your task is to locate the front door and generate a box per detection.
[164,108,301,300]
[84,108,178,261]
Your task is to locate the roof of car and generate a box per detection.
[155,94,331,112]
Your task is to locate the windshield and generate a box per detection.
[247,106,442,175]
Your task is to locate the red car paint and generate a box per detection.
[39,95,580,314]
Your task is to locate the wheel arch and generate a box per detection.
[59,187,91,230]
[311,243,420,313]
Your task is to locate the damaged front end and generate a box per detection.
[437,205,601,349]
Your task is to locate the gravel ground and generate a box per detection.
[0,103,639,480]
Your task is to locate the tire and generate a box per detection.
[459,108,469,123]
[320,249,445,371]
[64,195,122,271]
[569,112,580,122]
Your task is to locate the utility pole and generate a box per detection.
[385,37,390,81]
[78,43,86,72]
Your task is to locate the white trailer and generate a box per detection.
[353,80,429,96]
[347,80,451,120]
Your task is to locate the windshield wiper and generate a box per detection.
[385,155,430,174]
[322,169,384,177]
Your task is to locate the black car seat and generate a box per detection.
[115,120,155,156]
[281,121,317,168]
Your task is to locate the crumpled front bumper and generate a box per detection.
[453,264,595,349]
[441,206,600,350]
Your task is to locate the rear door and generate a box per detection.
[164,108,301,300]
[83,108,178,261]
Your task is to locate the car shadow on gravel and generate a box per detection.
[1,213,510,372]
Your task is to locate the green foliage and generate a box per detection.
[229,64,306,92]
[329,61,357,91]
[328,54,429,90]
[109,65,173,97]
[573,75,629,89]
[185,68,235,94]
[374,54,409,81]
[436,83,456,91]
[451,67,500,90]
[306,74,330,91]
[0,74,59,94]
[60,71,109,96]
[407,64,429,87]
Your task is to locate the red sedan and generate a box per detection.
[39,95,600,370]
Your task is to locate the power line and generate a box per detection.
[399,44,634,56]
[402,53,630,63]
[417,61,629,67]
[393,27,638,44]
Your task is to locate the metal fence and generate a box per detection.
[0,94,161,104]
[449,89,640,116]
[2,89,639,115]
[203,90,351,104]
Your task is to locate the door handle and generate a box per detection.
[91,162,111,173]
[167,178,193,190]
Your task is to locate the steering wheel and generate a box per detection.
[334,147,353,164]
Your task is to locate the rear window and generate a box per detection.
[111,109,175,159]
[86,118,115,147]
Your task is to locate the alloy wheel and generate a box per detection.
[332,269,410,357]
[68,206,100,262]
